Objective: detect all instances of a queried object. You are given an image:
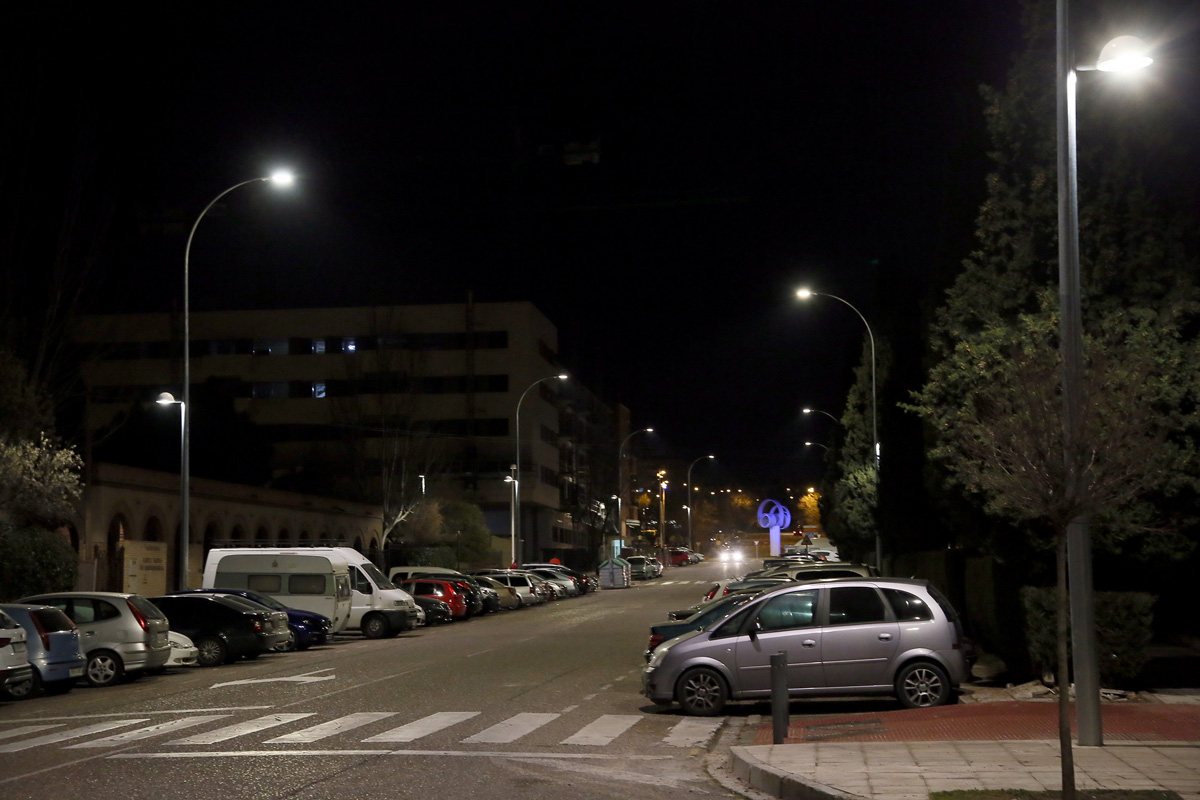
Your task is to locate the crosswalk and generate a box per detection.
[0,711,724,754]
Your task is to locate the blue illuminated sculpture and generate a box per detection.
[756,499,791,557]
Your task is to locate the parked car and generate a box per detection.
[470,571,543,606]
[643,578,970,715]
[646,557,664,577]
[0,609,34,700]
[0,604,86,698]
[625,556,654,580]
[522,564,594,594]
[474,575,522,609]
[149,594,275,666]
[170,588,332,651]
[413,596,454,625]
[526,569,578,598]
[667,549,691,567]
[19,591,170,687]
[526,573,558,601]
[759,562,877,581]
[398,579,470,619]
[645,592,760,661]
[165,631,199,668]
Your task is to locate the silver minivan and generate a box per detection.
[642,578,969,715]
[20,592,170,687]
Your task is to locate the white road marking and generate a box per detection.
[0,725,61,741]
[560,714,641,746]
[0,720,148,752]
[362,711,480,743]
[661,718,723,747]
[65,716,232,748]
[168,713,315,745]
[112,750,674,760]
[462,713,559,744]
[559,704,579,714]
[266,712,398,743]
[210,674,335,689]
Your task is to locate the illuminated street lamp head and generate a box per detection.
[1096,36,1153,72]
[268,170,296,187]
[156,392,178,405]
[796,288,814,299]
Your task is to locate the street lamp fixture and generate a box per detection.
[686,454,715,553]
[804,441,829,453]
[797,287,880,567]
[177,171,293,591]
[1056,14,1153,746]
[513,373,568,564]
[616,427,654,541]
[802,407,839,424]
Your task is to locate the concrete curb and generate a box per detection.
[729,745,864,800]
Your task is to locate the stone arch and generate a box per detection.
[143,516,165,542]
[352,535,363,553]
[105,513,130,592]
[203,521,221,563]
[229,524,246,543]
[255,524,269,543]
[367,537,380,565]
[298,529,311,543]
[277,528,291,545]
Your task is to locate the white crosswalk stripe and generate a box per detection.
[66,716,232,749]
[0,720,149,752]
[168,713,315,745]
[361,711,479,743]
[661,717,723,747]
[462,712,559,744]
[559,714,641,746]
[0,710,726,753]
[268,712,398,744]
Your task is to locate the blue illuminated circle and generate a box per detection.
[756,499,791,530]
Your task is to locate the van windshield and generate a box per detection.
[361,562,396,589]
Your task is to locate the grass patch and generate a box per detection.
[932,792,1182,800]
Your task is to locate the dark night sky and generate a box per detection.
[8,2,1199,489]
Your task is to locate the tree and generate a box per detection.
[440,501,494,568]
[910,2,1200,795]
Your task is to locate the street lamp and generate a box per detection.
[802,407,839,424]
[797,287,880,568]
[804,441,830,453]
[513,373,568,564]
[1056,11,1152,746]
[505,466,518,566]
[616,427,654,541]
[686,454,715,552]
[177,170,293,590]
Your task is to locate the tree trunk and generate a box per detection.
[1056,529,1076,800]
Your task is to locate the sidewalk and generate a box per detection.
[728,688,1200,800]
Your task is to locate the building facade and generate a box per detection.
[75,300,618,568]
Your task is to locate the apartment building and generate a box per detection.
[75,300,614,565]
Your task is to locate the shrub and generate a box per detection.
[1020,586,1155,688]
[0,522,77,600]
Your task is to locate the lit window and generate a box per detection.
[313,339,326,354]
[314,382,326,398]
[345,338,356,352]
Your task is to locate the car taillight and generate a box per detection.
[721,587,730,596]
[704,587,717,601]
[252,619,264,632]
[648,633,664,651]
[126,599,149,631]
[31,613,53,650]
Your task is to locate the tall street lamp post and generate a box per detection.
[686,454,715,552]
[796,288,880,567]
[616,427,653,542]
[175,170,293,590]
[513,374,567,565]
[1056,8,1153,746]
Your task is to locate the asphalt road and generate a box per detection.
[0,560,754,800]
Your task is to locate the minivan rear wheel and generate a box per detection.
[895,661,951,708]
[677,667,729,716]
[86,650,124,687]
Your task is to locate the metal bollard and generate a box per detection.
[770,651,789,744]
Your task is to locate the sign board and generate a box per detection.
[124,540,168,596]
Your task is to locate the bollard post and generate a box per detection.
[771,651,788,744]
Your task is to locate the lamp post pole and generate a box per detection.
[1055,9,1152,748]
[796,288,880,567]
[686,454,715,552]
[506,466,518,566]
[514,374,567,565]
[616,427,654,543]
[178,171,293,590]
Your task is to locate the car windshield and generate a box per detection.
[361,562,396,589]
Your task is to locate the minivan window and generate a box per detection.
[360,562,396,589]
[710,604,756,639]
[882,588,934,621]
[350,566,373,594]
[287,574,327,594]
[827,586,886,625]
[248,574,285,593]
[756,590,818,632]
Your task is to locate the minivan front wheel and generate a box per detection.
[86,650,124,687]
[677,667,729,716]
[361,613,391,639]
[895,661,951,708]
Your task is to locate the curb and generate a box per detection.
[729,745,864,800]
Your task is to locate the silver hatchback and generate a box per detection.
[642,578,969,715]
[19,592,171,687]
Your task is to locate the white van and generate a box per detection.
[387,566,464,583]
[204,547,420,638]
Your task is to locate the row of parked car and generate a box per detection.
[639,558,975,716]
[0,561,596,702]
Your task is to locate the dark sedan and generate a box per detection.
[169,588,332,651]
[150,594,274,666]
[413,596,454,626]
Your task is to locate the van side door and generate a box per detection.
[347,565,375,626]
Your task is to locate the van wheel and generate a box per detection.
[86,650,124,687]
[677,667,728,716]
[362,613,390,639]
[895,661,951,708]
